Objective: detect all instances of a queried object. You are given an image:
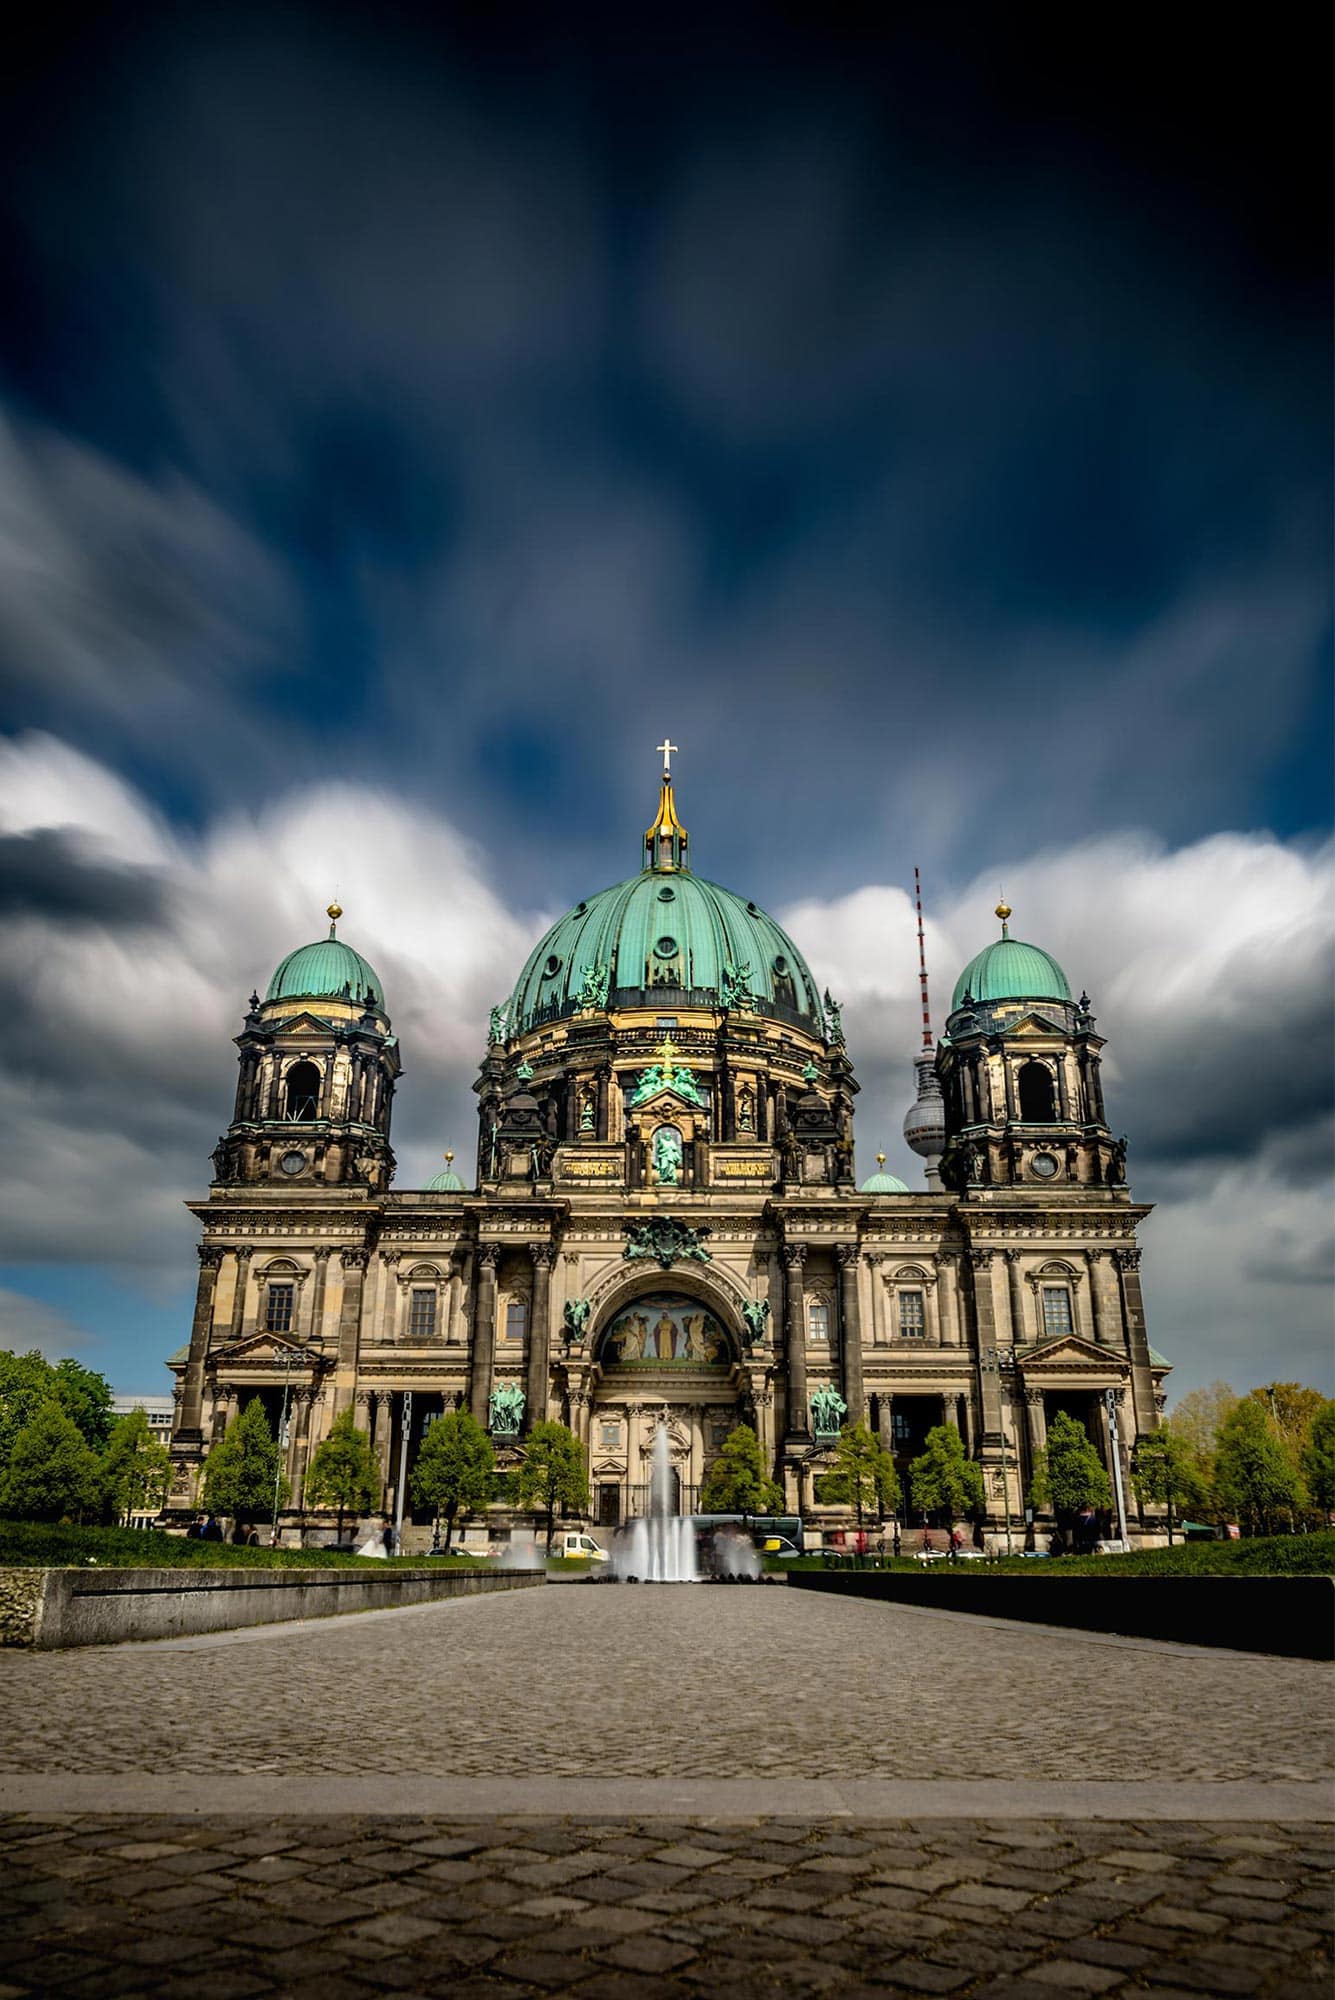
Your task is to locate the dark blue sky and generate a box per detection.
[0,2,1329,1397]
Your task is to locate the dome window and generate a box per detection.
[747,901,759,916]
[657,886,675,902]
[543,954,563,979]
[654,935,678,959]
[284,1060,321,1121]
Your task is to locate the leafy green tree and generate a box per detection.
[699,1424,783,1516]
[1246,1383,1327,1461]
[51,1358,115,1451]
[409,1410,495,1549]
[0,1401,100,1521]
[825,1421,900,1525]
[1168,1380,1237,1495]
[1215,1398,1305,1535]
[1027,1410,1112,1517]
[99,1409,172,1526]
[1131,1425,1210,1542]
[907,1425,986,1522]
[516,1421,588,1553]
[203,1399,287,1531]
[1302,1400,1335,1515]
[305,1409,381,1542]
[0,1350,62,1469]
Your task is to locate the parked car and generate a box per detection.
[759,1535,803,1560]
[552,1531,609,1563]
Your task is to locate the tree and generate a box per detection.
[409,1410,495,1550]
[1169,1380,1237,1480]
[907,1425,986,1523]
[1246,1383,1326,1461]
[99,1408,172,1526]
[826,1422,900,1525]
[516,1421,588,1553]
[51,1358,115,1452]
[1027,1411,1112,1517]
[1214,1399,1305,1535]
[1130,1425,1210,1543]
[203,1399,287,1530]
[699,1424,783,1516]
[1302,1400,1335,1516]
[305,1409,381,1542]
[0,1401,100,1521]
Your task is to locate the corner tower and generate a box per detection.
[212,903,401,1192]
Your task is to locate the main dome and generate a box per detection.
[508,871,824,1036]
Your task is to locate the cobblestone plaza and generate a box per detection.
[2,1586,1332,1996]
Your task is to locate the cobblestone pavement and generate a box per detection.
[1,1811,1331,1999]
[1,1588,1331,1783]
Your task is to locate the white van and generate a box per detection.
[553,1531,608,1563]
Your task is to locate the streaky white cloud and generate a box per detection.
[0,1286,100,1361]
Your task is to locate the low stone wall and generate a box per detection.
[0,1565,544,1650]
[787,1570,1335,1660]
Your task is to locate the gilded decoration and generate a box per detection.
[598,1295,728,1368]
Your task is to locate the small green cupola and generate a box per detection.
[426,1150,466,1192]
[951,901,1071,1011]
[861,1150,908,1195]
[266,902,386,1012]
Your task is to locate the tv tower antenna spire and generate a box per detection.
[914,865,933,1052]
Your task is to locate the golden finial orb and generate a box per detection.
[876,1151,887,1168]
[444,1151,454,1165]
[995,900,1011,924]
[327,900,343,932]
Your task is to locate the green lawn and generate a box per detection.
[767,1531,1335,1578]
[0,1522,407,1570]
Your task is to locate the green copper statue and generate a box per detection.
[488,1381,525,1437]
[810,1384,847,1437]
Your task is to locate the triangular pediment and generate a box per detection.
[1022,1334,1127,1374]
[210,1331,317,1368]
[270,1011,337,1037]
[1001,1011,1067,1038]
[633,1083,699,1114]
[591,1459,624,1477]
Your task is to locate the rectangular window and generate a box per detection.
[892,1410,912,1448]
[655,1017,678,1031]
[1042,1287,1074,1338]
[408,1288,436,1340]
[599,1420,621,1450]
[807,1301,829,1342]
[505,1300,527,1344]
[264,1284,294,1333]
[898,1291,925,1340]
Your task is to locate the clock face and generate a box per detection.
[1031,1152,1059,1179]
[279,1149,307,1177]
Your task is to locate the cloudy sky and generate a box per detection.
[0,4,1329,1399]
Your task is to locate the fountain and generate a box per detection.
[611,1420,699,1582]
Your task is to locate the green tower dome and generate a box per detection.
[951,901,1071,1011]
[426,1152,466,1192]
[860,1151,908,1195]
[266,903,385,1011]
[505,773,824,1035]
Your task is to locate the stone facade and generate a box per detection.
[165,778,1166,1544]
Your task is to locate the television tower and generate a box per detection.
[902,867,946,1189]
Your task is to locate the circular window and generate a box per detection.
[279,1150,307,1177]
[543,954,563,978]
[1031,1153,1059,1179]
[773,954,788,974]
[654,936,678,958]
[657,885,675,902]
[576,901,587,916]
[747,901,759,916]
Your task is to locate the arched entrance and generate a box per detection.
[583,1285,748,1528]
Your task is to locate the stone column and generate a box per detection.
[783,1244,810,1438]
[1002,1057,1016,1120]
[525,1243,555,1432]
[1023,1387,1047,1482]
[754,1385,776,1467]
[1114,1249,1157,1435]
[944,1392,963,1434]
[469,1244,501,1424]
[228,1248,252,1342]
[1005,1250,1027,1346]
[596,1065,611,1142]
[935,1254,962,1346]
[179,1245,223,1442]
[876,1392,894,1451]
[1085,1250,1110,1344]
[334,1250,368,1411]
[377,1253,400,1345]
[309,1248,331,1345]
[836,1245,864,1422]
[970,1251,1006,1443]
[289,1387,316,1509]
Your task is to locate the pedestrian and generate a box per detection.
[381,1516,397,1557]
[185,1514,205,1540]
[949,1525,963,1560]
[892,1520,901,1559]
[202,1515,224,1542]
[1049,1525,1067,1558]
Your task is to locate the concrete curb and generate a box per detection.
[787,1569,1335,1659]
[0,1773,1329,1820]
[0,1564,544,1648]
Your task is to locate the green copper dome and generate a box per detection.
[860,1161,908,1194]
[951,904,1071,1012]
[426,1154,466,1192]
[508,870,824,1034]
[267,907,385,1011]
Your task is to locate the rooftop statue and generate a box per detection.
[721,960,756,1010]
[630,1035,705,1109]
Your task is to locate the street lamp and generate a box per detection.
[980,1347,1016,1556]
[271,1347,313,1545]
[393,1390,414,1554]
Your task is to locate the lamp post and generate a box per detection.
[393,1390,414,1554]
[271,1348,311,1546]
[980,1347,1016,1556]
[1104,1388,1129,1550]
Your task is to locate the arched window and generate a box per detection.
[284,1060,322,1121]
[1017,1060,1055,1122]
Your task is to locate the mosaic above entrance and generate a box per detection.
[598,1294,729,1367]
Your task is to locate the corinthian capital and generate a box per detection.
[783,1243,808,1270]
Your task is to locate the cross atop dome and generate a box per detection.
[644,737,689,872]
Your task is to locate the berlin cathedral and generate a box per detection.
[166,754,1168,1545]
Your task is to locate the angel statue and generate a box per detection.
[562,1297,592,1349]
[740,1299,771,1351]
[822,990,845,1046]
[488,1002,509,1047]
